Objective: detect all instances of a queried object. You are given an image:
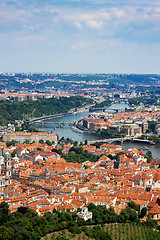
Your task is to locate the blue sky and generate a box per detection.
[0,0,160,73]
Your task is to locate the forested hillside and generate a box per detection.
[0,202,160,240]
[0,96,92,125]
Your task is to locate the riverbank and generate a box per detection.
[29,112,72,123]
[29,104,95,124]
[35,102,160,158]
[75,124,158,145]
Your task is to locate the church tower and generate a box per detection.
[0,146,5,191]
[2,150,12,186]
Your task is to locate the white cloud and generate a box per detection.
[22,25,35,31]
[1,1,160,35]
[86,20,103,30]
[0,2,31,23]
[73,21,82,30]
[59,5,160,33]
[112,8,126,18]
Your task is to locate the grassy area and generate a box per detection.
[105,222,158,240]
[42,223,160,240]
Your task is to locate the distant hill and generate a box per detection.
[0,73,160,90]
[0,96,92,125]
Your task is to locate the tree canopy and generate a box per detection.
[0,96,92,125]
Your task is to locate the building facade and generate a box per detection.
[2,132,57,144]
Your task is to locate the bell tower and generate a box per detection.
[2,150,12,186]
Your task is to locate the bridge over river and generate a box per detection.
[88,137,133,144]
[89,107,120,113]
[88,137,155,145]
[29,112,73,124]
[32,121,74,128]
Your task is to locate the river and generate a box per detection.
[34,102,160,158]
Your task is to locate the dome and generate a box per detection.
[5,150,10,158]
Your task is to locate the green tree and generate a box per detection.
[23,140,30,144]
[139,207,147,218]
[0,226,13,240]
[61,147,100,164]
[87,203,96,211]
[0,96,92,126]
[15,125,21,131]
[0,202,10,225]
[146,150,153,163]
[37,147,42,151]
[6,139,18,147]
[68,224,81,234]
[147,121,157,133]
[128,201,139,211]
[45,140,52,146]
[11,150,16,157]
[84,165,88,169]
[69,146,83,154]
[73,141,78,146]
[118,207,138,223]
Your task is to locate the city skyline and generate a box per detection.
[0,0,160,74]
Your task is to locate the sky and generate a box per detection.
[0,0,160,74]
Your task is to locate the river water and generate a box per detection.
[34,103,160,158]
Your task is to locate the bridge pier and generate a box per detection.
[41,121,44,127]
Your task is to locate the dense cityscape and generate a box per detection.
[0,72,160,240]
[1,0,160,239]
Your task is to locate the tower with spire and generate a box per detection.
[1,149,12,188]
[0,146,5,191]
